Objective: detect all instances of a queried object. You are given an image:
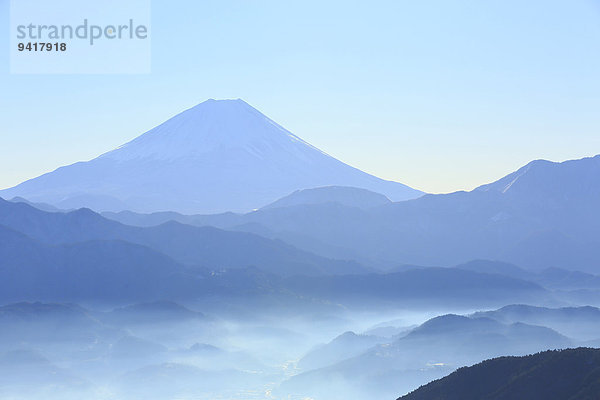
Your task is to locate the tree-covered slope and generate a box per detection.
[399,347,600,400]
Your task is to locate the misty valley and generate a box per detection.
[2,261,600,400]
[4,298,600,400]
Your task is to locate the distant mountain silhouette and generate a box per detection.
[3,198,550,305]
[104,301,206,326]
[476,157,600,201]
[120,154,600,272]
[473,304,600,341]
[298,331,386,371]
[398,348,600,400]
[0,99,421,214]
[0,198,368,278]
[0,302,113,343]
[0,231,364,303]
[262,186,391,210]
[280,313,570,400]
[282,267,549,307]
[9,196,65,212]
[454,259,530,279]
[535,267,600,290]
[0,224,197,301]
[454,260,600,294]
[0,200,552,305]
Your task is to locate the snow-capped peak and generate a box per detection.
[101,99,325,162]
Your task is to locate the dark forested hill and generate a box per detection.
[398,347,600,400]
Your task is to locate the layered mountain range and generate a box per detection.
[103,154,600,272]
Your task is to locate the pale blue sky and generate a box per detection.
[1,0,599,193]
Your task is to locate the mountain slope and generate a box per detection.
[0,200,551,304]
[297,331,387,371]
[476,156,600,202]
[0,198,367,277]
[132,154,600,271]
[282,268,549,307]
[262,186,392,210]
[280,313,570,400]
[398,348,600,400]
[472,304,600,341]
[0,224,198,301]
[0,99,422,213]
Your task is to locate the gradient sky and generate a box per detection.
[1,0,599,194]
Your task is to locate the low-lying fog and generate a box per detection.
[2,298,598,400]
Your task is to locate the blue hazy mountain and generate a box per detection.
[281,267,549,308]
[0,99,422,214]
[102,301,207,326]
[280,313,571,400]
[0,199,552,305]
[454,260,531,280]
[297,331,387,371]
[261,186,392,210]
[472,304,600,341]
[0,224,198,302]
[535,267,600,290]
[0,228,547,305]
[9,196,65,213]
[0,198,368,278]
[0,302,116,344]
[475,156,600,202]
[398,348,600,400]
[454,260,600,296]
[116,154,600,272]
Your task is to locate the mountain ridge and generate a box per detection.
[0,197,369,278]
[398,348,600,400]
[108,153,600,272]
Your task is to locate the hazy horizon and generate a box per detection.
[1,97,598,195]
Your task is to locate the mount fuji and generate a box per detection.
[1,99,422,214]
